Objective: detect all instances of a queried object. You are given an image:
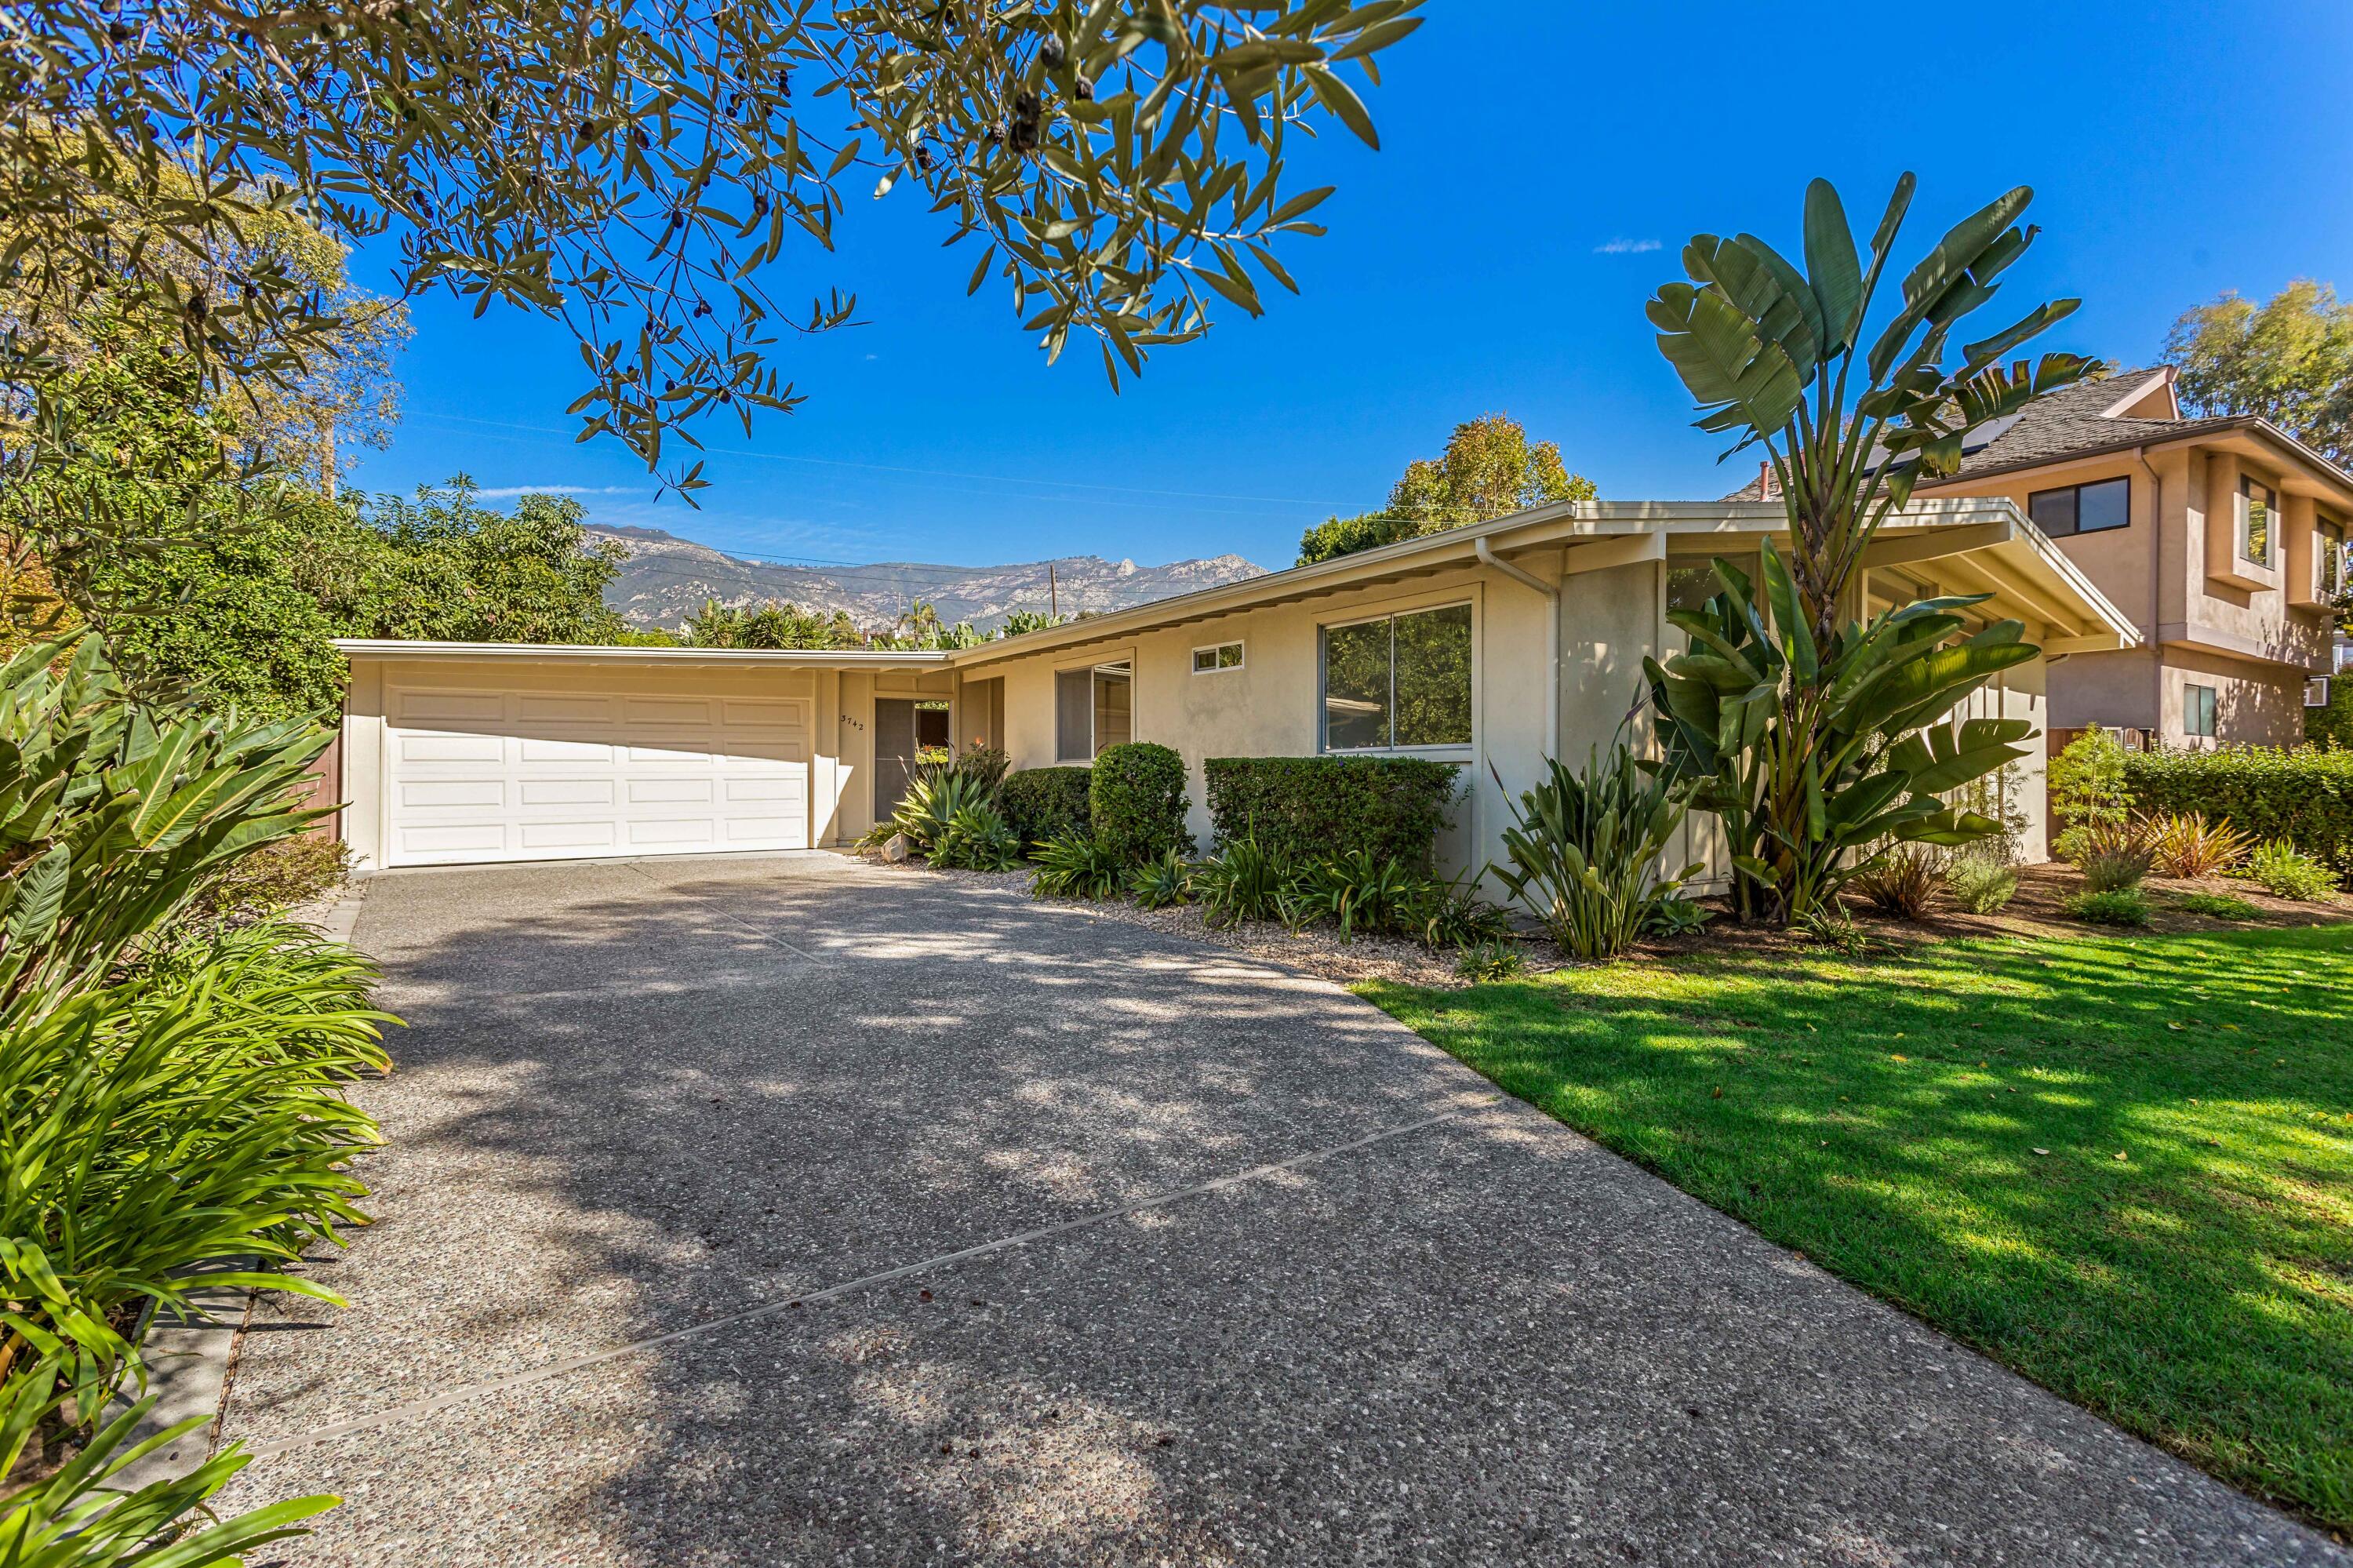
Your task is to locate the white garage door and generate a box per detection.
[384,681,812,867]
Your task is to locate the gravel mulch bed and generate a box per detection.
[875,851,2353,988]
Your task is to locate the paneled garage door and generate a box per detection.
[384,681,812,867]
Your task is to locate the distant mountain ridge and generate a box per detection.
[591,524,1267,633]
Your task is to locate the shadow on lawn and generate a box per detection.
[1371,926,2353,1533]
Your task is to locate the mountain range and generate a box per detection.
[590,526,1268,634]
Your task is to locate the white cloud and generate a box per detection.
[475,484,643,499]
[1594,238,1663,255]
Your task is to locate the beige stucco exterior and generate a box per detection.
[1918,402,2348,749]
[336,499,2133,882]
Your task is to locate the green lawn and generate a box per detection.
[1363,925,2353,1535]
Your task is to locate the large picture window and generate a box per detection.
[1055,661,1132,762]
[1320,603,1472,751]
[2027,476,2129,537]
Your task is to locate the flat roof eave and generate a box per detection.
[330,639,955,667]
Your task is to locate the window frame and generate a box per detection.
[2306,676,2333,710]
[2184,682,2218,740]
[1316,598,1475,756]
[2026,475,2130,539]
[2238,476,2278,566]
[1054,658,1133,763]
[2319,518,2347,599]
[1191,640,1245,675]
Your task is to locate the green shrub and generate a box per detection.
[1491,744,1699,961]
[1089,742,1192,864]
[998,766,1093,849]
[1126,849,1192,910]
[1291,849,1421,942]
[1640,897,1713,938]
[190,834,351,925]
[1408,872,1513,950]
[1027,831,1125,900]
[1194,833,1296,927]
[1202,755,1459,868]
[1798,904,1872,955]
[926,805,1021,871]
[2245,839,2338,901]
[2050,728,2132,839]
[2173,892,2262,921]
[1945,857,2020,915]
[886,748,1006,853]
[2064,888,2151,927]
[2119,746,2353,878]
[1455,938,1526,982]
[1849,846,1942,920]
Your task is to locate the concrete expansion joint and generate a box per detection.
[242,1098,1496,1462]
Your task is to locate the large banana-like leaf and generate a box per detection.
[1686,235,1820,385]
[1802,177,1865,355]
[1884,716,2037,795]
[1649,282,1805,444]
[1867,185,2033,381]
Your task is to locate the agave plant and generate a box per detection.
[1645,175,2090,923]
[1489,743,1700,961]
[1027,831,1125,900]
[1194,834,1294,927]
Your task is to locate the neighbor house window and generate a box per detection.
[2307,676,2333,709]
[2185,682,2218,739]
[2026,476,2129,537]
[1321,602,1472,751]
[2239,477,2277,566]
[1055,660,1132,762]
[1191,641,1244,673]
[2320,518,2346,598]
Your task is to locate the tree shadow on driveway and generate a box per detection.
[217,857,2344,1567]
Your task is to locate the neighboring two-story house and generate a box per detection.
[1735,366,2352,748]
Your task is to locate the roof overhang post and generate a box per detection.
[1476,537,1564,763]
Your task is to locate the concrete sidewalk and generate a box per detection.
[216,854,2340,1566]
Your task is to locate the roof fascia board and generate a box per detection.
[330,639,954,667]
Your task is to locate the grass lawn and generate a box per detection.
[1363,924,2353,1537]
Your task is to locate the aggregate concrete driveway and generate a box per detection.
[216,853,2340,1567]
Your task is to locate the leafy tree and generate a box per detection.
[2166,280,2353,467]
[1643,175,2091,923]
[3,2,1422,496]
[998,609,1070,637]
[683,597,861,649]
[358,479,628,646]
[1298,414,1595,565]
[874,600,988,650]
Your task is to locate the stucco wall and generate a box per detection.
[970,562,1563,888]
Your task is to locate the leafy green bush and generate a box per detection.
[1849,846,1941,920]
[1291,849,1420,942]
[2120,746,2353,878]
[926,805,1021,871]
[1798,904,1871,955]
[998,766,1093,849]
[2064,888,2151,927]
[2245,839,2338,901]
[1640,897,1712,938]
[1126,849,1193,910]
[886,748,1006,853]
[2050,727,2132,839]
[1194,833,1296,927]
[1089,742,1192,864]
[1202,755,1458,868]
[1455,939,1526,982]
[1944,857,2020,915]
[1408,872,1513,950]
[1491,744,1700,960]
[2173,892,2262,921]
[1027,831,1125,900]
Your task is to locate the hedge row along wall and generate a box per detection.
[999,766,1091,849]
[2121,748,2353,878]
[1204,755,1460,868]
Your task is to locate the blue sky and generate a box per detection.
[344,0,2353,579]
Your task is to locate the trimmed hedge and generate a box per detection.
[2307,676,2353,749]
[999,766,1092,849]
[2121,747,2353,879]
[1204,755,1460,868]
[1090,742,1192,864]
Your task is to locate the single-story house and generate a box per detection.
[331,497,2137,884]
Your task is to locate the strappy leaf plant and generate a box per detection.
[1643,175,2091,922]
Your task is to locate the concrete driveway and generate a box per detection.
[217,853,2337,1566]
